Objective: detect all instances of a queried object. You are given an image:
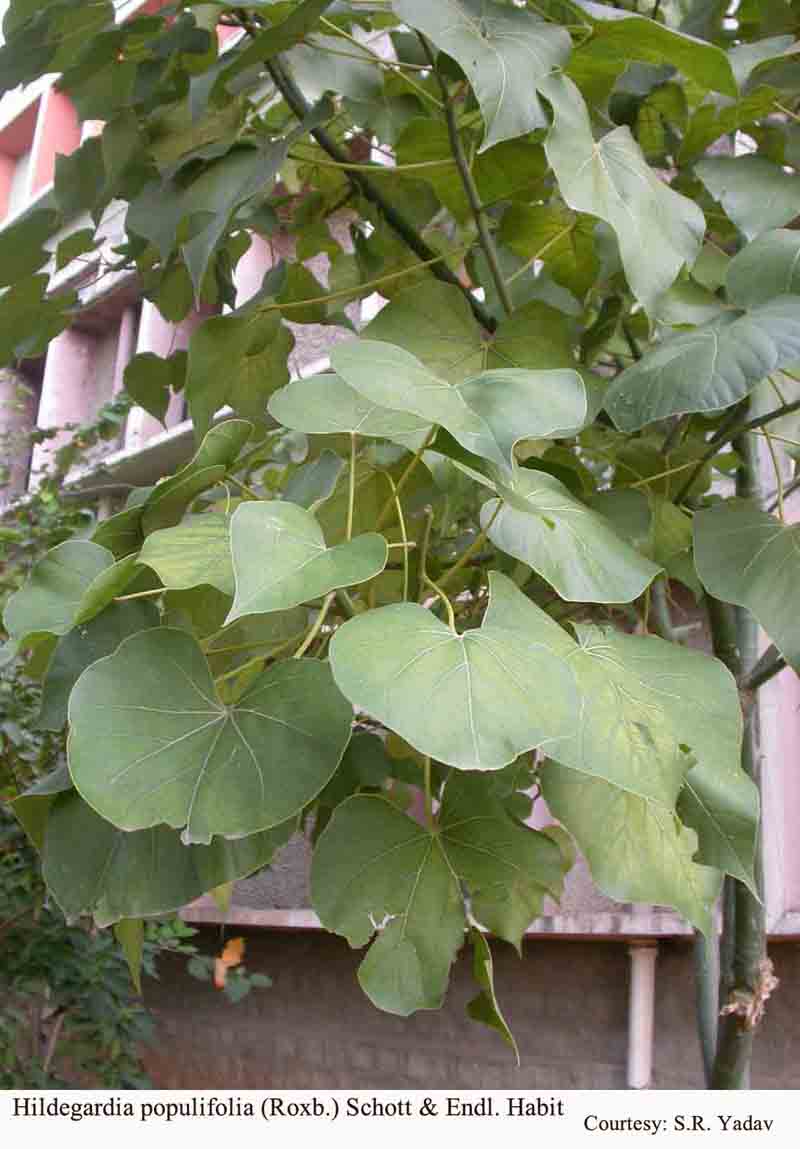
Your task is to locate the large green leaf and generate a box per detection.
[572,0,737,97]
[38,601,160,732]
[481,467,661,604]
[392,0,571,152]
[0,209,59,287]
[542,73,705,313]
[696,156,800,240]
[68,628,353,843]
[541,761,721,935]
[311,772,564,1014]
[127,140,288,294]
[694,499,800,671]
[227,501,388,623]
[3,541,114,642]
[186,312,292,442]
[329,572,580,772]
[312,794,465,1015]
[498,204,598,301]
[139,514,234,595]
[362,280,580,381]
[268,372,430,446]
[41,790,294,927]
[141,419,252,534]
[331,340,586,470]
[726,229,800,307]
[605,298,800,431]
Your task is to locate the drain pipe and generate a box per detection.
[627,942,659,1088]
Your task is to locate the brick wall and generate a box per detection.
[141,930,800,1090]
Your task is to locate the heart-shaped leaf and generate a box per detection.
[329,572,580,771]
[312,771,564,1014]
[141,419,252,534]
[542,761,721,935]
[481,467,661,603]
[39,600,160,731]
[542,72,705,313]
[268,372,429,446]
[694,499,800,671]
[605,297,800,431]
[3,541,114,642]
[331,340,586,470]
[227,501,388,624]
[393,0,571,152]
[573,1,736,97]
[726,229,800,308]
[40,789,295,927]
[139,514,234,595]
[696,156,800,240]
[68,627,353,843]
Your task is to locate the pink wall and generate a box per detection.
[32,89,81,195]
[123,301,215,450]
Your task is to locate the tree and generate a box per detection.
[1,0,799,1088]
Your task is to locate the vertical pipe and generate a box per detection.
[627,942,658,1089]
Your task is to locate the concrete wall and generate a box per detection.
[141,930,800,1091]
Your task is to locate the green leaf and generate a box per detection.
[312,794,465,1015]
[312,773,562,1014]
[329,572,580,772]
[440,771,565,944]
[481,467,661,604]
[204,608,308,675]
[694,499,800,671]
[91,505,146,558]
[572,0,737,97]
[227,501,388,622]
[186,312,291,442]
[141,419,252,534]
[268,372,430,446]
[54,137,106,220]
[127,141,288,295]
[483,578,745,816]
[393,0,571,151]
[0,209,59,287]
[114,919,145,994]
[696,156,800,240]
[68,627,353,843]
[0,275,76,367]
[38,600,160,732]
[605,298,800,431]
[139,514,234,595]
[331,340,586,470]
[542,73,705,313]
[55,227,97,272]
[3,540,114,642]
[726,229,800,308]
[41,790,295,926]
[283,450,345,510]
[466,929,519,1063]
[498,205,598,300]
[124,352,187,426]
[541,761,722,935]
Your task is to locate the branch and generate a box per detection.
[674,397,800,507]
[420,35,513,317]
[711,422,772,1090]
[261,54,497,332]
[739,643,787,693]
